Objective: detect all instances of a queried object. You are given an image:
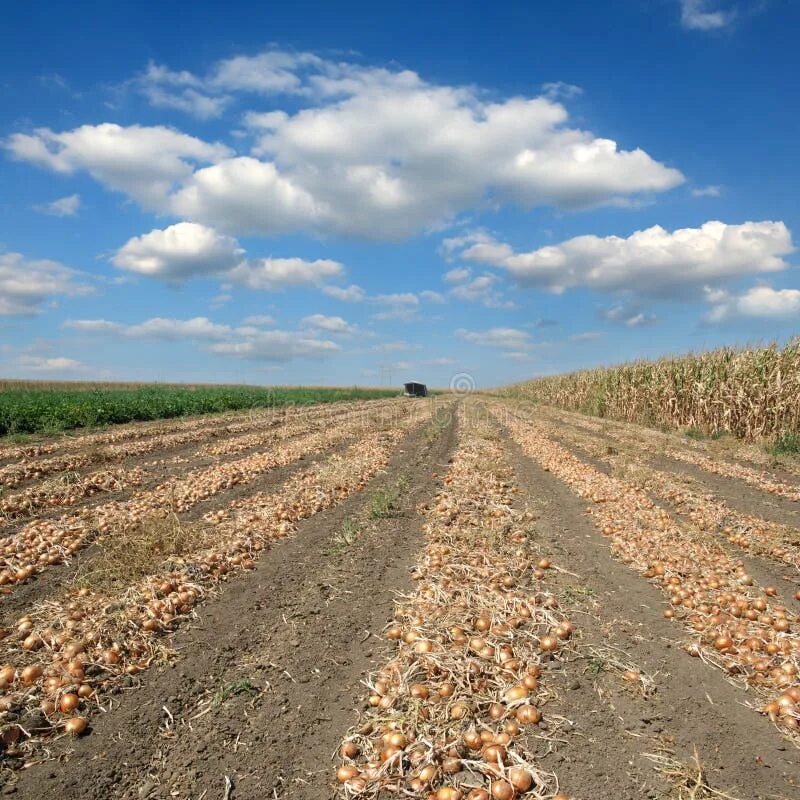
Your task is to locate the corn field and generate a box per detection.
[499,339,800,442]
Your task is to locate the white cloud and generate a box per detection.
[444,266,472,283]
[373,340,420,353]
[35,193,80,217]
[302,313,355,335]
[705,286,800,322]
[442,264,514,308]
[371,292,420,321]
[210,330,340,361]
[64,319,124,333]
[602,303,658,327]
[111,222,346,295]
[15,355,86,373]
[541,82,583,99]
[0,252,92,316]
[113,222,242,279]
[322,283,367,302]
[170,157,324,234]
[691,184,722,197]
[420,290,446,304]
[210,50,320,94]
[5,123,230,208]
[680,0,736,30]
[145,86,231,120]
[457,220,794,297]
[65,316,233,340]
[125,316,232,340]
[241,314,276,326]
[8,53,684,240]
[227,256,344,290]
[456,327,532,351]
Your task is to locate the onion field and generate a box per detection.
[0,395,798,799]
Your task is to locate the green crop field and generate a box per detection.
[0,382,398,437]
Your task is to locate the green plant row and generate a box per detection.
[0,385,398,436]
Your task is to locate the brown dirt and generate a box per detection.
[501,426,800,800]
[8,412,457,800]
[653,455,800,530]
[543,429,800,609]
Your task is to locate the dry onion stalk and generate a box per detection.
[500,406,800,741]
[335,409,572,799]
[0,403,437,762]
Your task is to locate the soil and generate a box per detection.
[501,426,800,800]
[542,429,800,609]
[8,411,457,800]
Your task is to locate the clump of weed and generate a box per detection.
[768,429,800,456]
[327,517,362,554]
[215,678,259,704]
[370,474,409,519]
[75,512,212,589]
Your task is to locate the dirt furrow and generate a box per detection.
[7,407,457,799]
[502,427,800,799]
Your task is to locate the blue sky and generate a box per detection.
[1,0,798,388]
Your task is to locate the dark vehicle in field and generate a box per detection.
[403,381,427,397]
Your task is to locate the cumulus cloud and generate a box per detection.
[705,286,800,322]
[444,267,514,308]
[110,222,346,295]
[64,313,337,364]
[113,222,243,279]
[456,327,532,351]
[15,355,86,373]
[301,314,355,335]
[419,290,446,304]
[210,330,340,361]
[373,340,420,353]
[5,123,230,208]
[602,303,658,327]
[322,284,367,302]
[680,0,736,30]
[35,193,80,217]
[371,292,420,321]
[241,314,276,326]
[227,257,344,290]
[691,185,722,197]
[7,52,684,240]
[456,220,794,297]
[65,316,234,340]
[0,252,92,316]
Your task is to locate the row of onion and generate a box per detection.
[0,466,146,523]
[0,406,435,763]
[502,407,800,737]
[336,408,571,799]
[0,402,410,600]
[533,413,800,575]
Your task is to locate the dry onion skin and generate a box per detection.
[0,396,398,488]
[0,401,413,600]
[539,404,800,502]
[501,405,800,739]
[531,413,800,573]
[335,408,570,799]
[0,401,440,762]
